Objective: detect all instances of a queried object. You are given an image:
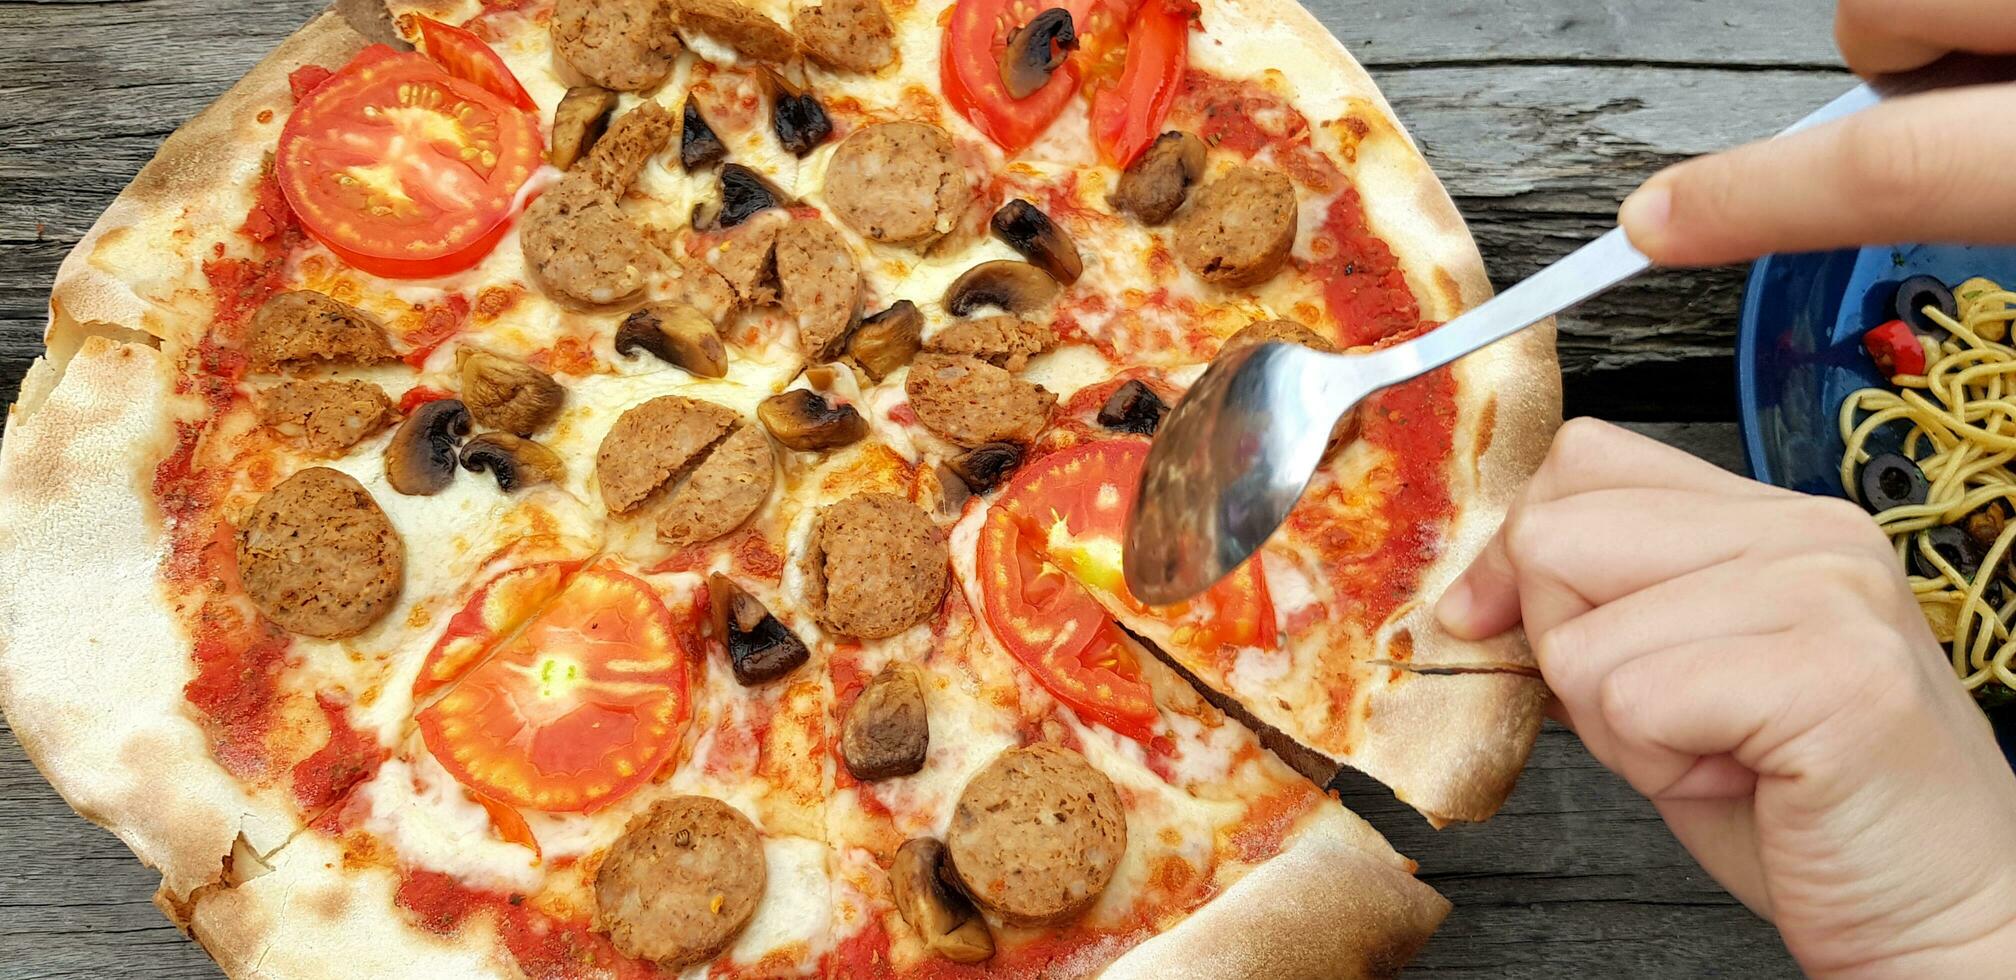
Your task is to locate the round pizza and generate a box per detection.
[0,0,1560,974]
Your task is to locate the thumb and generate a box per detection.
[1619,83,2016,267]
[1435,527,1521,640]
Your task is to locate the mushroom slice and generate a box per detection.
[999,7,1076,100]
[946,442,1024,494]
[459,433,565,492]
[840,664,929,780]
[680,94,728,171]
[550,86,618,170]
[891,838,994,964]
[850,301,924,382]
[708,573,810,685]
[458,349,565,436]
[1110,130,1208,225]
[696,163,788,230]
[989,199,1082,284]
[617,302,728,378]
[942,260,1060,317]
[1096,379,1167,435]
[765,69,833,158]
[757,389,868,451]
[386,399,473,496]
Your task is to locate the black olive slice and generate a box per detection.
[681,95,728,171]
[999,8,1077,100]
[1910,525,1981,579]
[1894,275,1959,333]
[1857,452,1929,512]
[1096,380,1167,435]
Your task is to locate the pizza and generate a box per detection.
[0,0,1560,973]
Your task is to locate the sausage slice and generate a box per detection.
[840,664,929,780]
[903,352,1055,447]
[248,291,398,373]
[596,395,742,513]
[946,744,1126,926]
[676,0,799,62]
[706,210,788,309]
[255,380,393,456]
[522,179,658,307]
[594,796,767,970]
[656,422,776,546]
[775,219,862,360]
[925,315,1055,372]
[792,0,895,72]
[578,100,676,195]
[1171,165,1298,289]
[552,0,679,92]
[824,122,971,248]
[805,492,947,639]
[237,467,403,638]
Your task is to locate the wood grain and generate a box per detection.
[0,0,1828,972]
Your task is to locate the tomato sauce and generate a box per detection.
[1225,782,1321,862]
[395,869,667,980]
[1311,188,1426,348]
[400,293,471,368]
[182,613,292,779]
[291,692,389,813]
[1171,70,1340,193]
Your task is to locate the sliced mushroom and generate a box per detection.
[680,94,728,171]
[764,69,833,158]
[943,260,1060,317]
[989,200,1082,285]
[757,389,868,451]
[1110,131,1208,225]
[550,86,619,171]
[385,399,472,496]
[849,301,924,382]
[999,8,1076,100]
[1096,380,1166,435]
[708,573,810,685]
[891,838,994,964]
[459,433,565,492]
[617,303,728,378]
[695,163,788,230]
[457,349,564,436]
[945,442,1023,494]
[841,664,929,780]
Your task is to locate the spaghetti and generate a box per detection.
[1841,276,2016,705]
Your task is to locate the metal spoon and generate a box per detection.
[1124,54,2016,605]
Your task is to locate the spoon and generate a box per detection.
[1123,54,2016,605]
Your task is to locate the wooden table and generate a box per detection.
[0,0,1838,975]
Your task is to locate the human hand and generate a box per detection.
[1436,419,2016,977]
[1618,0,2016,266]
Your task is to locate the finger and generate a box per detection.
[1437,524,1522,640]
[1836,0,2016,75]
[1597,632,1826,794]
[1619,84,2016,267]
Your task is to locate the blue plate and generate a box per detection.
[1736,243,2016,765]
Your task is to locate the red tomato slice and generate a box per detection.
[276,44,540,279]
[475,792,542,858]
[416,16,537,111]
[417,567,693,813]
[942,0,1086,153]
[1087,0,1194,166]
[976,506,1161,741]
[415,561,579,699]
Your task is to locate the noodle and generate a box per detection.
[1840,277,2016,702]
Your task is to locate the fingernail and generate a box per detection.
[1436,577,1476,634]
[1619,182,1672,248]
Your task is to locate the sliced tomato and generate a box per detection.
[415,561,579,699]
[276,44,540,279]
[474,792,542,859]
[942,0,1087,153]
[416,16,537,111]
[977,506,1160,741]
[1087,0,1194,166]
[417,567,693,813]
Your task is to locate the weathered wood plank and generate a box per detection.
[1312,0,1839,69]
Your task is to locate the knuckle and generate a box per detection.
[1544,418,1619,476]
[1500,498,1562,571]
[1834,111,1954,225]
[1792,495,1891,552]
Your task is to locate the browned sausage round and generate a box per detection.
[824,122,971,248]
[255,380,393,457]
[237,467,403,638]
[706,210,788,309]
[945,743,1126,926]
[594,796,767,969]
[1171,165,1298,289]
[522,179,657,307]
[656,422,776,545]
[903,352,1055,447]
[792,0,895,72]
[596,395,742,513]
[551,0,679,92]
[578,100,676,194]
[926,315,1055,372]
[807,492,947,639]
[248,291,398,373]
[775,218,861,360]
[676,0,799,62]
